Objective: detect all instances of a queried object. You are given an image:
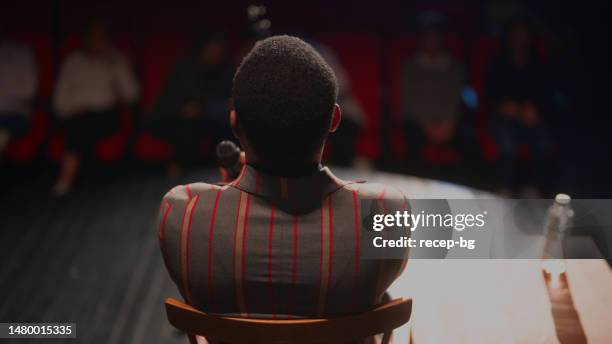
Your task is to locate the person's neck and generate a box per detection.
[240,138,323,177]
[248,161,321,178]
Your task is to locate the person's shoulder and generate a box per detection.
[61,51,87,67]
[0,42,31,55]
[341,181,409,214]
[161,182,228,205]
[342,181,407,200]
[110,50,131,65]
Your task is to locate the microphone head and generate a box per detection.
[216,140,241,169]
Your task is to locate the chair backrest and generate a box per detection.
[165,297,412,344]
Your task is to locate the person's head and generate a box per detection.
[83,18,112,54]
[419,29,444,56]
[506,19,533,56]
[231,35,340,174]
[416,11,446,56]
[196,32,227,66]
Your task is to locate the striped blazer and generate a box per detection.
[158,164,408,319]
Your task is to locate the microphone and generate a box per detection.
[216,140,242,180]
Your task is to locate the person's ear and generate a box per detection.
[329,104,342,133]
[230,110,240,139]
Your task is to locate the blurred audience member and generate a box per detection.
[0,34,37,155]
[311,41,367,167]
[150,32,233,177]
[485,19,554,197]
[233,8,271,66]
[53,19,139,195]
[484,0,530,36]
[400,21,464,160]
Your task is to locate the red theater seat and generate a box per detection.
[469,36,502,113]
[140,33,193,113]
[388,34,465,161]
[4,109,50,163]
[316,34,382,160]
[4,32,53,163]
[469,36,503,160]
[134,33,194,161]
[134,132,174,161]
[48,34,138,163]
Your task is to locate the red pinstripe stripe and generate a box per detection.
[184,195,201,303]
[185,185,192,199]
[326,196,334,301]
[374,187,392,300]
[241,193,252,316]
[233,165,246,187]
[232,191,243,307]
[267,203,276,318]
[207,189,222,305]
[158,203,173,262]
[287,214,299,318]
[352,190,361,310]
[158,202,172,243]
[378,187,390,241]
[178,199,191,301]
[318,201,324,314]
[378,188,386,201]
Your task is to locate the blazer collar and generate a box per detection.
[231,164,348,201]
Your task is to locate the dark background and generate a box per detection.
[1,0,611,197]
[0,2,611,341]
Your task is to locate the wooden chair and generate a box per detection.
[165,297,412,344]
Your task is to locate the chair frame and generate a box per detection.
[165,297,412,344]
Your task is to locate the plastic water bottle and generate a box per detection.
[542,194,574,275]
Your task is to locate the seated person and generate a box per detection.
[158,36,408,341]
[310,40,367,167]
[485,19,554,197]
[232,16,271,67]
[53,19,139,195]
[400,20,464,161]
[150,32,234,176]
[0,34,37,155]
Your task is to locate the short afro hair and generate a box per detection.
[232,35,338,167]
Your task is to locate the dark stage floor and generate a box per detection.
[0,170,221,344]
[1,165,607,344]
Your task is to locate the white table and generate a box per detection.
[334,168,612,343]
[389,259,611,344]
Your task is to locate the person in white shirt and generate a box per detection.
[53,19,139,195]
[0,35,38,155]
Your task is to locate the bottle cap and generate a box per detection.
[555,193,571,205]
